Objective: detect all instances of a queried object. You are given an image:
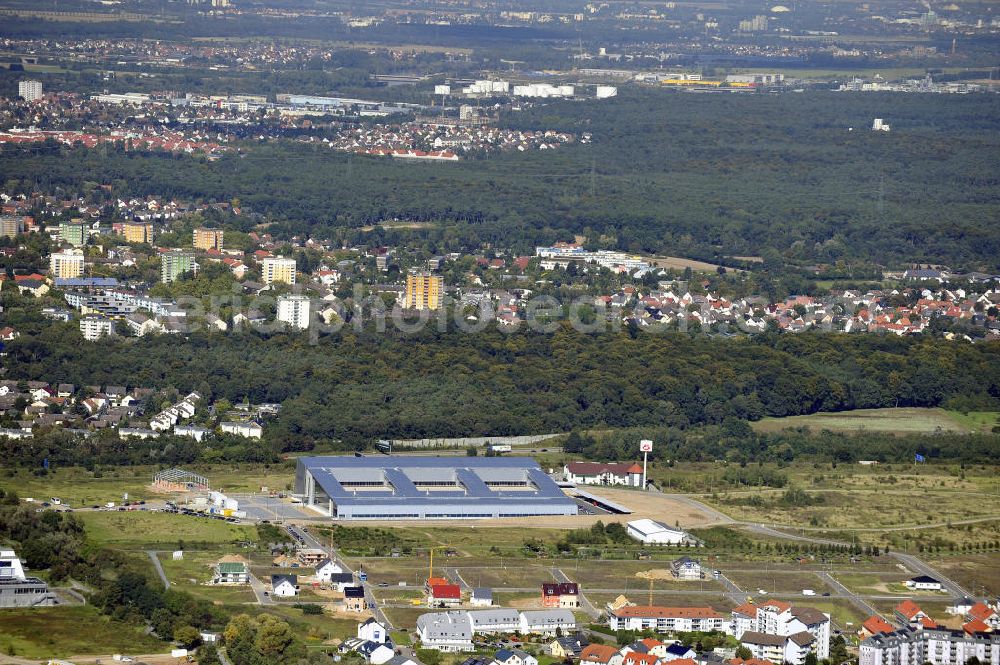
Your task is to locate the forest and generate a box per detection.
[3,89,998,269]
[4,321,999,451]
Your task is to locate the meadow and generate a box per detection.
[0,605,164,659]
[750,408,998,435]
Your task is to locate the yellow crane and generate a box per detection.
[427,545,454,584]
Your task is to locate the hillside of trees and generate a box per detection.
[5,323,999,451]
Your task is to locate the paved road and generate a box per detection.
[553,567,601,620]
[287,524,395,629]
[718,573,748,604]
[146,550,169,590]
[817,571,878,617]
[249,572,276,605]
[891,551,971,598]
[674,494,973,611]
[447,566,472,591]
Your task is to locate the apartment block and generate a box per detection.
[404,272,444,310]
[193,227,225,251]
[0,216,23,238]
[18,80,43,102]
[80,315,115,341]
[123,221,154,244]
[59,222,87,247]
[50,249,85,279]
[161,250,197,283]
[277,295,311,330]
[261,257,297,285]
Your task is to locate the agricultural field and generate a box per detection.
[0,605,164,659]
[750,408,998,435]
[78,510,256,548]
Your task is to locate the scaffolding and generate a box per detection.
[152,468,209,492]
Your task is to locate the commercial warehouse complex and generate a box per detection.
[294,456,578,520]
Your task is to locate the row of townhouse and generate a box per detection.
[150,391,201,431]
[609,601,831,664]
[416,609,577,652]
[861,628,1000,665]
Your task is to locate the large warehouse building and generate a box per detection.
[294,456,578,520]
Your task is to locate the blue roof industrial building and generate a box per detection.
[294,456,578,520]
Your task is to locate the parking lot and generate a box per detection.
[230,493,322,522]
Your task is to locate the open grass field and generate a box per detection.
[925,553,1000,597]
[831,572,914,596]
[751,407,998,435]
[1,463,296,507]
[78,510,256,547]
[157,550,258,604]
[725,570,834,595]
[0,605,164,658]
[260,604,361,646]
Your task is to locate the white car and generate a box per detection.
[758,589,768,595]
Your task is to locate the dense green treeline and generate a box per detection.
[4,89,998,267]
[5,324,999,448]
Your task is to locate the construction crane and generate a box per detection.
[427,545,454,585]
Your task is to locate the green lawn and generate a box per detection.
[751,407,991,435]
[0,606,164,658]
[78,510,257,547]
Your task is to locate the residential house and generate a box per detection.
[621,653,659,665]
[344,586,367,612]
[670,556,702,580]
[550,634,590,659]
[471,587,494,607]
[946,598,975,616]
[493,649,538,665]
[358,618,390,644]
[860,615,897,640]
[580,645,624,665]
[220,421,263,439]
[327,573,357,592]
[315,559,344,582]
[895,600,929,628]
[906,576,943,592]
[564,462,643,487]
[212,562,249,585]
[967,602,1000,630]
[661,644,697,662]
[430,583,463,607]
[542,582,580,608]
[272,574,299,597]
